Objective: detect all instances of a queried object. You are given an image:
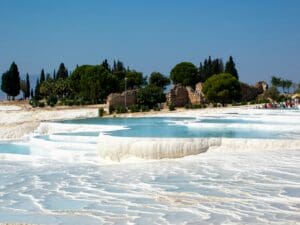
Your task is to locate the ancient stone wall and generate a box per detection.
[187,83,205,105]
[167,83,205,107]
[107,90,137,108]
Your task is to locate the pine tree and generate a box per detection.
[25,73,30,99]
[56,63,68,79]
[225,56,239,80]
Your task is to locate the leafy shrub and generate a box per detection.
[203,73,241,105]
[38,102,45,107]
[47,95,58,107]
[115,105,128,114]
[98,107,105,117]
[169,103,176,111]
[67,100,74,106]
[137,85,166,109]
[29,99,45,108]
[184,103,192,109]
[29,99,38,108]
[141,105,150,112]
[153,106,161,111]
[109,105,115,114]
[130,104,140,113]
[185,103,203,109]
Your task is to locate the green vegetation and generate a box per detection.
[203,73,241,105]
[271,76,293,93]
[170,62,198,87]
[98,107,105,117]
[137,85,166,109]
[130,104,140,113]
[1,57,298,110]
[1,62,21,100]
[199,57,224,81]
[168,103,176,111]
[225,56,239,80]
[149,72,170,90]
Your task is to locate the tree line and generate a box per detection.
[1,57,299,108]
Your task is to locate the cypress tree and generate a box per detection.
[225,56,239,80]
[1,71,10,100]
[199,62,204,82]
[211,59,224,75]
[6,62,21,100]
[25,73,30,99]
[56,63,68,79]
[116,60,125,72]
[113,60,117,72]
[30,88,34,99]
[1,62,20,100]
[101,59,111,72]
[40,69,45,83]
[46,73,51,81]
[34,79,40,100]
[53,69,56,80]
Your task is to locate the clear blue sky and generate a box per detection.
[0,0,300,84]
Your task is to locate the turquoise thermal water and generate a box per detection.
[59,115,299,139]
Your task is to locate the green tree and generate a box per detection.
[46,73,51,81]
[30,88,34,99]
[285,80,292,93]
[211,58,224,75]
[261,86,279,100]
[199,57,224,82]
[137,85,166,109]
[170,62,199,87]
[125,71,144,89]
[149,72,170,90]
[55,78,72,98]
[101,59,111,72]
[25,74,30,99]
[203,73,241,105]
[34,79,41,100]
[71,65,119,103]
[40,69,45,83]
[1,71,10,99]
[225,56,239,80]
[20,79,28,99]
[10,62,21,99]
[1,62,21,100]
[39,79,56,97]
[271,76,281,88]
[56,63,68,79]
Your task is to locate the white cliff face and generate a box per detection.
[98,134,300,162]
[98,134,221,161]
[0,107,99,140]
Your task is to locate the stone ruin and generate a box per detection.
[107,90,137,108]
[167,83,205,107]
[255,81,269,94]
